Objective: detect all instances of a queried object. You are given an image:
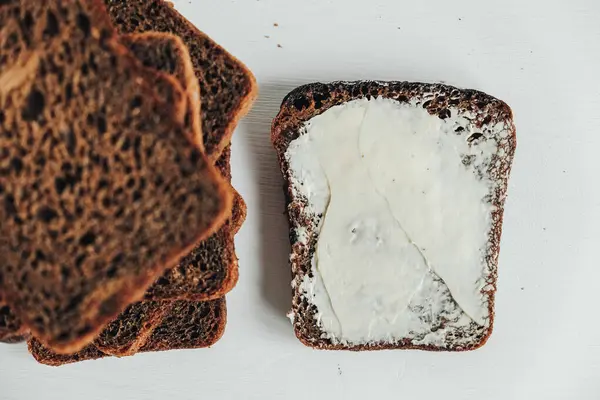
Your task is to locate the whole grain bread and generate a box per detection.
[0,0,231,353]
[27,298,226,366]
[272,81,516,351]
[104,0,258,161]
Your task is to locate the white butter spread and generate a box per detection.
[286,97,501,346]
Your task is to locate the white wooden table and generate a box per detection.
[2,1,599,399]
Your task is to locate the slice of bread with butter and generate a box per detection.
[272,81,516,351]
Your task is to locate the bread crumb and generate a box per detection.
[277,44,283,48]
[274,22,279,27]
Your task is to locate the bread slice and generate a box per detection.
[272,81,516,351]
[104,0,258,161]
[27,298,226,366]
[0,0,231,353]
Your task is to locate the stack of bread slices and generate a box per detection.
[0,0,256,366]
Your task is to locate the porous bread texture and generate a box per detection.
[27,298,226,366]
[0,303,28,343]
[120,32,241,302]
[94,301,171,356]
[139,299,226,352]
[121,32,202,148]
[272,81,516,351]
[145,148,240,301]
[0,0,231,353]
[28,338,106,366]
[104,0,258,161]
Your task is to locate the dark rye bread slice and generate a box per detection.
[28,298,226,366]
[104,0,258,161]
[121,32,202,148]
[0,0,231,353]
[272,81,516,351]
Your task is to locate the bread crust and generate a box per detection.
[272,81,516,351]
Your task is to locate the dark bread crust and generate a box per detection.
[27,299,226,366]
[231,190,247,235]
[272,81,516,351]
[28,338,106,366]
[104,0,258,161]
[0,0,231,353]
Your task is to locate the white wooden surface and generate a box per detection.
[2,0,600,399]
